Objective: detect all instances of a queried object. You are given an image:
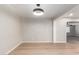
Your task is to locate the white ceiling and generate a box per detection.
[0,4,77,19]
[64,5,79,19]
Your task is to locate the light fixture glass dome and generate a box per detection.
[33,8,44,16]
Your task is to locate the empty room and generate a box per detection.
[1,4,79,55]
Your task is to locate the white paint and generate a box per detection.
[53,16,79,43]
[22,18,53,42]
[0,11,22,54]
[0,4,76,18]
[0,4,77,54]
[53,18,67,43]
[52,5,79,43]
[22,41,53,43]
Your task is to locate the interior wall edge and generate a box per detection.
[7,41,22,55]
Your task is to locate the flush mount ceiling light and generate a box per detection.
[33,4,44,16]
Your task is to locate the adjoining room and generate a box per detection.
[67,21,79,43]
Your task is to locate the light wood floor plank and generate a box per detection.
[9,43,79,55]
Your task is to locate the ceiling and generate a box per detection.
[0,4,77,19]
[64,5,79,19]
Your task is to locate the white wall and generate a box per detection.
[53,17,79,43]
[22,18,53,42]
[53,18,67,43]
[0,11,22,54]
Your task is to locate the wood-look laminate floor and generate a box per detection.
[9,43,79,55]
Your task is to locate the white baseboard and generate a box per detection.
[22,41,53,43]
[7,41,22,55]
[21,41,67,43]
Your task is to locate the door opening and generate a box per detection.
[67,21,79,43]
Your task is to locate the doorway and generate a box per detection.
[67,21,79,43]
